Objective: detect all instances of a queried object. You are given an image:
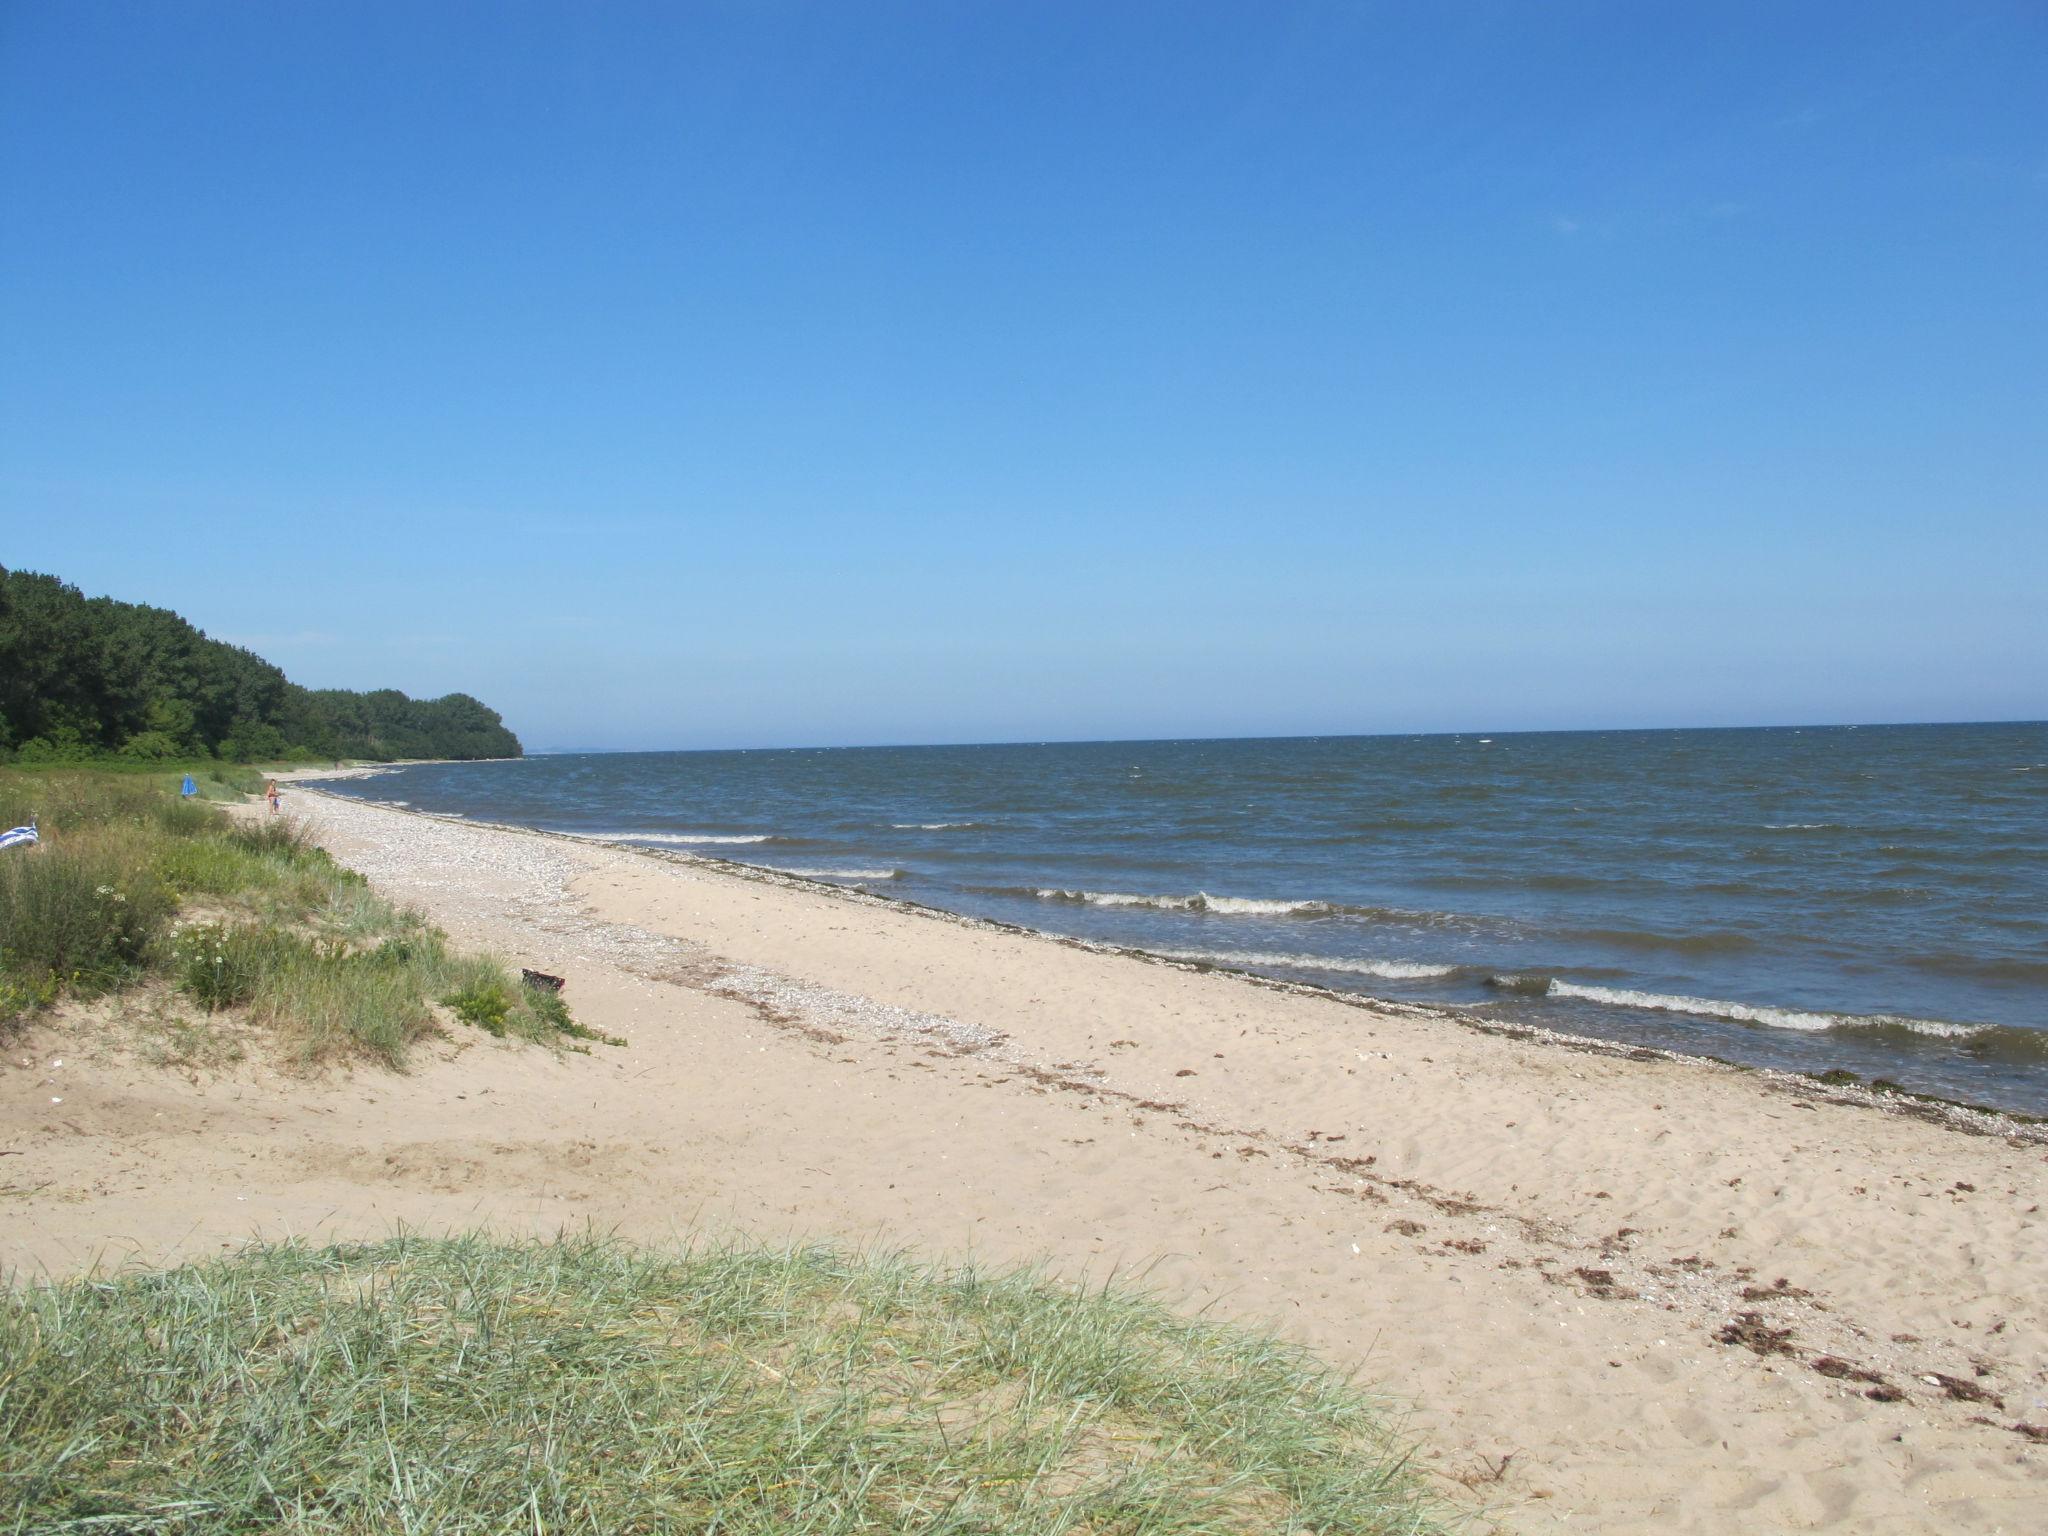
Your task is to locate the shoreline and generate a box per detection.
[7,786,2044,1529]
[285,773,2048,1140]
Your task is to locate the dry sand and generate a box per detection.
[4,786,2044,1532]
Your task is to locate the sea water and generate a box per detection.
[306,723,2048,1113]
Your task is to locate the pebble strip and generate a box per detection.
[285,790,992,1050]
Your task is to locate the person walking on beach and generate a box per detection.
[265,779,281,815]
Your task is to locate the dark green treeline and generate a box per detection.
[0,566,521,763]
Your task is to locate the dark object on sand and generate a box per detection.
[521,969,565,993]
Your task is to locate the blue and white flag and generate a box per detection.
[0,822,38,851]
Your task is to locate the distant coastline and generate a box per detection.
[0,565,523,765]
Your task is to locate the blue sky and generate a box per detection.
[3,2,2043,749]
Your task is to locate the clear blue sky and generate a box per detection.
[3,3,2043,749]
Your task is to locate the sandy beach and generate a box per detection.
[4,786,2043,1532]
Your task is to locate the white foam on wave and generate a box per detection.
[891,821,978,829]
[1037,888,1168,908]
[1155,947,1457,980]
[1547,980,1981,1039]
[766,865,901,881]
[1761,822,1839,831]
[1034,888,1328,916]
[590,831,773,845]
[1201,894,1330,916]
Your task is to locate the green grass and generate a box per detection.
[0,1234,1451,1535]
[1,767,616,1068]
[0,836,175,998]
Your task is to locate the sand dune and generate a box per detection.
[4,787,2043,1531]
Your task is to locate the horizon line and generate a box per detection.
[521,715,2047,757]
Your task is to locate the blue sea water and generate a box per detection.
[307,723,2048,1113]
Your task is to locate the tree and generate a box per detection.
[0,565,522,764]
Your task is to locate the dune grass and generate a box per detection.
[0,1233,1452,1535]
[0,767,610,1066]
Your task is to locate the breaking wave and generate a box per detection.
[1033,888,1333,917]
[765,865,902,881]
[891,821,982,830]
[1549,980,1844,1032]
[1501,977,2047,1058]
[1152,947,1459,980]
[961,885,1474,928]
[589,831,776,845]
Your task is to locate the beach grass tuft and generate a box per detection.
[1,767,615,1067]
[0,835,176,999]
[0,1233,1452,1534]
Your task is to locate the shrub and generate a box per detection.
[440,962,621,1049]
[13,729,95,764]
[152,836,271,897]
[170,923,267,1012]
[226,816,315,859]
[196,764,265,799]
[0,847,173,1006]
[0,971,60,1020]
[313,883,413,942]
[443,977,515,1036]
[116,730,182,760]
[526,981,625,1047]
[247,931,439,1067]
[0,770,165,837]
[148,796,218,839]
[0,766,621,1066]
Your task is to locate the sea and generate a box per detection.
[304,723,2048,1115]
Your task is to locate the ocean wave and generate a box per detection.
[1901,952,2048,986]
[1538,980,2039,1054]
[967,885,1473,927]
[1033,888,1333,917]
[1564,926,1759,955]
[1549,980,1844,1032]
[1422,870,1616,894]
[1338,816,1454,834]
[1154,947,1459,980]
[1761,822,1841,831]
[890,821,981,830]
[765,865,902,881]
[589,831,775,845]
